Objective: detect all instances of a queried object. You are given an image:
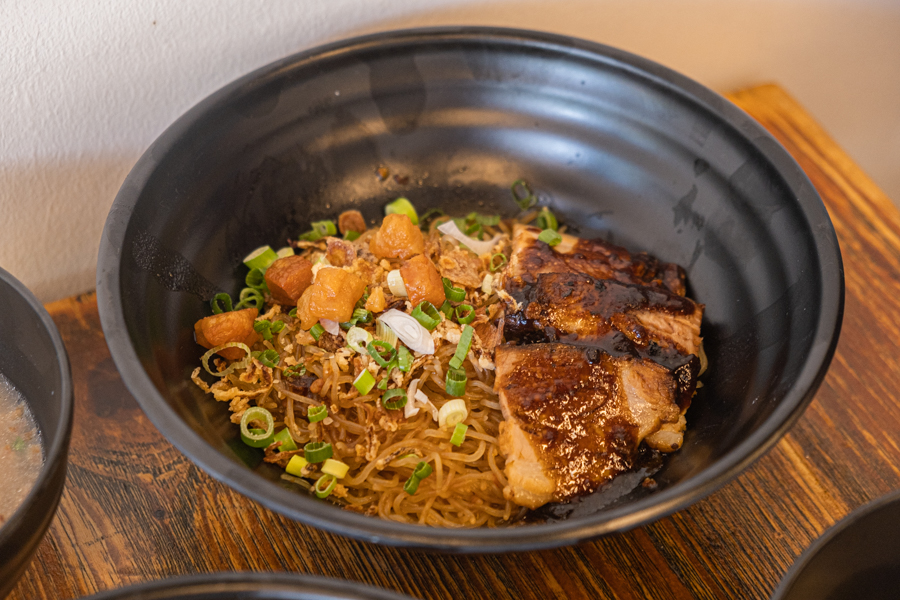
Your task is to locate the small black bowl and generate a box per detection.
[97,26,843,552]
[82,572,415,600]
[772,489,900,600]
[0,267,73,598]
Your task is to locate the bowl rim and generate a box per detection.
[0,267,74,549]
[770,487,900,599]
[96,25,845,552]
[81,571,415,600]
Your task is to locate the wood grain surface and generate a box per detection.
[9,84,900,600]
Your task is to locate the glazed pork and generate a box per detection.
[495,343,691,509]
[505,224,687,296]
[495,225,704,510]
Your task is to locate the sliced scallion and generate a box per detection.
[397,345,413,372]
[403,474,422,495]
[384,197,419,225]
[210,293,233,314]
[304,441,333,463]
[449,325,474,369]
[240,407,275,445]
[353,369,376,395]
[307,405,328,423]
[252,349,280,368]
[413,461,434,479]
[375,319,398,348]
[411,301,440,331]
[442,277,466,302]
[450,422,468,446]
[321,458,350,479]
[352,308,373,323]
[454,305,475,326]
[535,207,558,231]
[382,388,408,410]
[241,427,273,448]
[367,340,397,367]
[243,245,278,270]
[387,269,408,297]
[511,179,537,210]
[445,367,467,397]
[276,246,295,258]
[310,323,325,341]
[235,287,264,310]
[273,427,298,452]
[489,253,508,272]
[440,300,454,319]
[538,228,562,246]
[438,398,468,428]
[346,326,373,354]
[254,319,273,341]
[245,267,267,291]
[314,473,337,498]
[344,230,361,242]
[201,342,251,377]
[285,454,308,476]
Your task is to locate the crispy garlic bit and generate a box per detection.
[194,307,259,360]
[296,267,367,329]
[369,213,424,260]
[264,255,314,305]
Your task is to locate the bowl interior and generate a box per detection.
[98,27,842,550]
[0,267,72,596]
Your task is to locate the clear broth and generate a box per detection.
[0,373,43,524]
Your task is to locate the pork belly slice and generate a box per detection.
[506,224,686,296]
[496,343,688,509]
[505,272,704,359]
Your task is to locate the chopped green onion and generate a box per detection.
[538,228,562,246]
[282,364,307,378]
[288,307,298,318]
[382,388,408,410]
[346,326,373,354]
[355,287,370,309]
[535,207,558,231]
[440,300,454,319]
[438,398,468,428]
[273,428,298,452]
[489,253,508,272]
[367,340,396,367]
[307,405,328,423]
[442,277,466,302]
[445,367,467,397]
[304,441,333,463]
[243,245,278,270]
[240,407,275,446]
[235,287,264,310]
[353,308,373,323]
[403,474,422,495]
[310,323,325,341]
[271,320,284,334]
[254,320,273,341]
[353,369,376,395]
[344,230,361,241]
[252,349,280,368]
[411,301,440,331]
[454,305,475,326]
[413,461,434,479]
[377,374,390,390]
[472,212,501,226]
[285,455,308,476]
[385,197,419,225]
[511,179,537,210]
[245,268,267,291]
[276,246,295,258]
[375,319,398,347]
[397,345,413,372]
[241,427,273,448]
[210,293,233,314]
[298,220,338,242]
[201,342,251,377]
[450,423,468,446]
[314,473,337,498]
[321,458,350,479]
[449,325,474,369]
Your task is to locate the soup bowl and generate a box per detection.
[96,26,843,552]
[0,267,73,597]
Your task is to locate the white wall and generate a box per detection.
[3,0,899,302]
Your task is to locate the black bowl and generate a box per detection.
[96,26,843,552]
[771,489,900,600]
[0,267,73,597]
[82,572,415,600]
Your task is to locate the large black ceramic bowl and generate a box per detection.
[96,27,843,552]
[771,489,900,600]
[82,572,414,600]
[0,267,73,597]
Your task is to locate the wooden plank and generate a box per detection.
[8,84,900,600]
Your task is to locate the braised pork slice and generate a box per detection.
[506,224,686,296]
[505,272,704,358]
[496,343,687,509]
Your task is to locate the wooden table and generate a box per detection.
[10,84,900,600]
